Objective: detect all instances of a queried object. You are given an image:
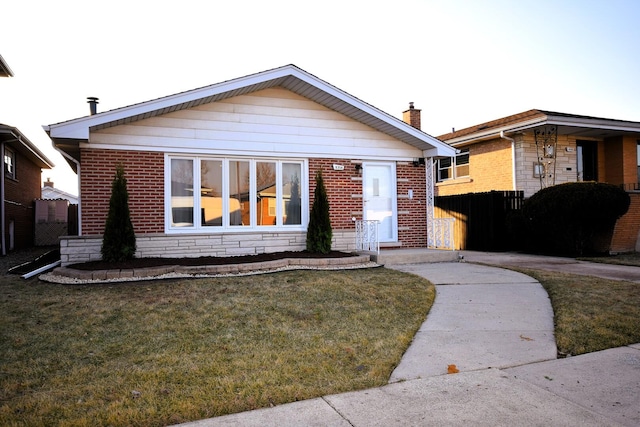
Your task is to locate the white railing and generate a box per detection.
[431,218,455,250]
[355,220,379,254]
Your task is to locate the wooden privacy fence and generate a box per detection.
[434,191,524,251]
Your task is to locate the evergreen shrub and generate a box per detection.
[306,170,332,254]
[101,163,137,262]
[521,182,629,256]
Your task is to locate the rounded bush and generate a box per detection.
[521,182,630,256]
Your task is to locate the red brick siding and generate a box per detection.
[3,150,42,249]
[308,159,427,248]
[397,162,427,247]
[308,159,361,231]
[80,149,164,236]
[610,193,640,253]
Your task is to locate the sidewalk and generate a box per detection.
[175,258,640,426]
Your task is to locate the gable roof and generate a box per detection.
[0,124,54,169]
[45,64,455,170]
[438,109,640,146]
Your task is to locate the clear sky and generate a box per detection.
[2,0,639,196]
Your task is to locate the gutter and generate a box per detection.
[500,131,517,191]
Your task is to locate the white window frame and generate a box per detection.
[165,155,307,233]
[437,148,469,182]
[4,147,16,179]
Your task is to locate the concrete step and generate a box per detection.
[368,248,460,265]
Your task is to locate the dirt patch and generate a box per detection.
[68,251,358,271]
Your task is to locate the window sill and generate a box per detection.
[436,177,472,187]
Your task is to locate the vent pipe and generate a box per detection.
[87,97,99,115]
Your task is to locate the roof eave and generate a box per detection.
[0,125,54,169]
[45,65,454,155]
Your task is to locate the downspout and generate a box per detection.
[1,142,5,255]
[500,131,517,191]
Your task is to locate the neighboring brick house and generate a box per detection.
[436,109,640,252]
[1,55,55,254]
[1,124,55,253]
[436,109,640,197]
[45,65,455,265]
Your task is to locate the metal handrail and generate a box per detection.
[355,220,379,254]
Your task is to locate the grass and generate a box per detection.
[507,267,640,357]
[0,267,434,427]
[578,252,640,267]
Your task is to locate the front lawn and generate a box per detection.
[0,268,434,426]
[511,268,640,357]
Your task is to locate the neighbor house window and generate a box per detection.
[4,147,16,179]
[437,148,469,181]
[167,156,305,231]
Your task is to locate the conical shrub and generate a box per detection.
[306,169,332,254]
[101,163,136,262]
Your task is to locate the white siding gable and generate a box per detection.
[89,88,424,160]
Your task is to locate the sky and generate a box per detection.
[2,0,639,196]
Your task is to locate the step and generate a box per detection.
[369,248,460,265]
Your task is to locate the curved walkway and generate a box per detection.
[388,262,556,381]
[175,259,640,426]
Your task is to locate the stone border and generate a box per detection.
[41,255,377,284]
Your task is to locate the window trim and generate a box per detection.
[165,154,307,233]
[4,146,16,180]
[437,148,469,182]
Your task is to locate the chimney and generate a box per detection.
[87,97,99,115]
[44,177,54,188]
[402,102,421,130]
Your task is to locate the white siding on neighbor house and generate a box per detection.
[88,88,424,160]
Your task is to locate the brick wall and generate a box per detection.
[604,136,638,186]
[77,152,429,259]
[308,158,427,248]
[80,149,165,235]
[436,137,513,197]
[610,192,640,253]
[4,150,42,250]
[396,161,427,247]
[308,158,361,231]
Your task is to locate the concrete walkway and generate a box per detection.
[175,258,640,426]
[388,262,557,381]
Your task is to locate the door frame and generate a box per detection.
[362,161,398,243]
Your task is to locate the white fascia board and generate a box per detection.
[45,64,454,153]
[545,116,640,133]
[446,117,549,147]
[292,69,454,152]
[45,66,296,140]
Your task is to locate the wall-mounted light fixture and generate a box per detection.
[412,158,425,167]
[355,164,362,172]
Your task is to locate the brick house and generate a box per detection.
[1,54,55,254]
[1,124,55,253]
[45,65,455,265]
[436,109,640,252]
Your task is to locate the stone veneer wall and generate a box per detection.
[59,230,357,266]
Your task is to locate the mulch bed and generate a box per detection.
[68,251,358,271]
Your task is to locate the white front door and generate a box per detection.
[363,162,397,242]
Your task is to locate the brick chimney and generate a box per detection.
[44,177,54,188]
[403,102,421,130]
